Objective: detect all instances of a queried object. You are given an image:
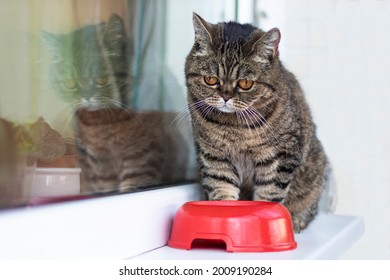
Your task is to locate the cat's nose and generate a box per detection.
[221,84,234,102]
[221,94,231,102]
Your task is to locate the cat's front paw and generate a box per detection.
[202,184,240,200]
[208,195,239,200]
[118,183,139,193]
[292,217,306,233]
[206,190,239,200]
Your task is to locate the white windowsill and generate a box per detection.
[132,213,364,260]
[0,183,364,260]
[0,184,202,259]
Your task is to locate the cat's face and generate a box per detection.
[42,14,129,109]
[185,13,281,114]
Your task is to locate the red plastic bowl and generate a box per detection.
[168,201,297,252]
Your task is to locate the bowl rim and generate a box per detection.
[35,167,81,174]
[185,200,279,207]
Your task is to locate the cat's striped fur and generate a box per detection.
[75,108,188,194]
[185,13,330,232]
[44,14,190,194]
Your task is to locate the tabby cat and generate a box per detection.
[186,13,331,232]
[75,108,188,193]
[42,13,130,108]
[43,14,189,193]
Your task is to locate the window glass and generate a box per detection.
[0,0,235,209]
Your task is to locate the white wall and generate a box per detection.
[258,0,390,259]
[166,0,390,259]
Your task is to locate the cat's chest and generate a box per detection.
[76,123,125,156]
[198,124,276,183]
[231,152,256,185]
[200,122,269,152]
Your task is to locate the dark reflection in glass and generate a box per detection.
[41,14,130,109]
[1,0,219,209]
[41,13,191,194]
[75,108,189,193]
[0,118,34,208]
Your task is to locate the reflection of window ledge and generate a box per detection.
[0,183,364,259]
[0,184,202,259]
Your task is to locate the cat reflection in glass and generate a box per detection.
[42,14,188,194]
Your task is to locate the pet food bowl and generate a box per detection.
[168,201,297,252]
[30,167,81,198]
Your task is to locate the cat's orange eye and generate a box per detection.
[62,79,77,90]
[95,76,109,86]
[237,79,254,90]
[204,76,219,86]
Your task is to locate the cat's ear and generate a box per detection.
[251,28,281,63]
[40,31,62,53]
[192,12,214,56]
[103,13,127,45]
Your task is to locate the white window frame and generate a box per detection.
[0,183,202,259]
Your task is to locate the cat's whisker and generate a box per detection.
[247,107,273,134]
[170,108,192,130]
[92,97,142,123]
[189,100,210,113]
[234,103,261,136]
[105,98,130,108]
[91,96,116,106]
[202,102,217,120]
[246,107,280,144]
[242,110,260,138]
[235,111,240,125]
[204,103,215,118]
[237,111,248,130]
[177,106,192,120]
[51,105,77,135]
[191,101,214,126]
[103,107,116,123]
[189,100,208,110]
[193,106,208,124]
[237,111,252,134]
[245,108,270,138]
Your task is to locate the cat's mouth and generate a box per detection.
[218,104,236,113]
[76,97,122,110]
[207,97,244,113]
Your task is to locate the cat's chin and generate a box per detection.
[76,103,121,111]
[216,106,237,113]
[82,106,106,112]
[75,106,105,112]
[217,108,235,113]
[209,98,242,113]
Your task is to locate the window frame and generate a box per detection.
[0,183,202,259]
